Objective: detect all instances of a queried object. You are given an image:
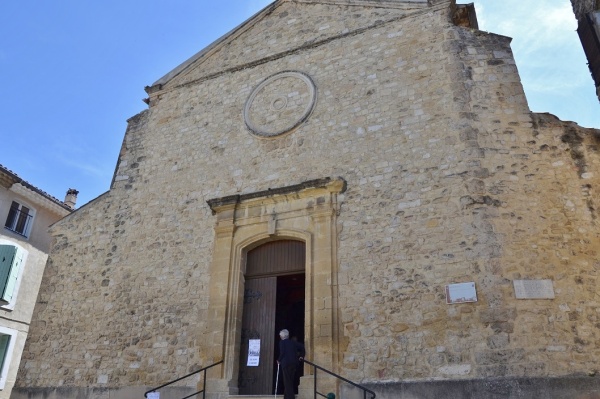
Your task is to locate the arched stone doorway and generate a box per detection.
[205,178,346,398]
[238,240,305,395]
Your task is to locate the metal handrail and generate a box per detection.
[143,360,223,399]
[302,359,376,399]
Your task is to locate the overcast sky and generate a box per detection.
[1,0,598,207]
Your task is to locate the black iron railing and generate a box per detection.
[303,359,376,399]
[144,360,223,399]
[4,205,32,237]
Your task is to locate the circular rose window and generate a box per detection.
[244,71,317,138]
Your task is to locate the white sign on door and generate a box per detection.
[247,339,260,366]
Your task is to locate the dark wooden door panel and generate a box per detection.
[239,240,306,394]
[239,277,276,395]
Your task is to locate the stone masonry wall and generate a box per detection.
[338,19,600,383]
[15,0,600,396]
[571,0,599,20]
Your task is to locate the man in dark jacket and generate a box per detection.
[277,329,305,399]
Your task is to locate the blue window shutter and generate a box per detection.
[2,247,22,304]
[0,334,10,373]
[0,246,17,303]
[0,245,20,304]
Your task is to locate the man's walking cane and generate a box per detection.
[275,363,280,398]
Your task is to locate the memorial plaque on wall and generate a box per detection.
[513,279,555,299]
[445,282,477,304]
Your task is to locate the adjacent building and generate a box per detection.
[0,165,73,398]
[571,0,600,101]
[13,1,600,398]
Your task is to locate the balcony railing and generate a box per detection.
[4,206,33,237]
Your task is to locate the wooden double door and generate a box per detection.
[238,240,305,395]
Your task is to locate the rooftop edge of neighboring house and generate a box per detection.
[0,164,76,214]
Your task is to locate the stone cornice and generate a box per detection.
[294,0,428,8]
[207,177,346,214]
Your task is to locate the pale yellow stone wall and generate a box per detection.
[15,0,600,395]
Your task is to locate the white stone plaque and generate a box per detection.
[247,339,260,366]
[445,282,477,304]
[513,279,555,299]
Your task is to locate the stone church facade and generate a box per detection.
[13,1,600,398]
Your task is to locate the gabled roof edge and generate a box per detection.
[0,163,72,214]
[148,0,282,91]
[147,0,433,92]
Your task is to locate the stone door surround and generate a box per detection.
[205,177,345,396]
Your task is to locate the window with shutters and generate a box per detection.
[0,245,25,309]
[4,201,35,238]
[0,326,17,390]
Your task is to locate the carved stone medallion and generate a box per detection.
[244,71,317,138]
